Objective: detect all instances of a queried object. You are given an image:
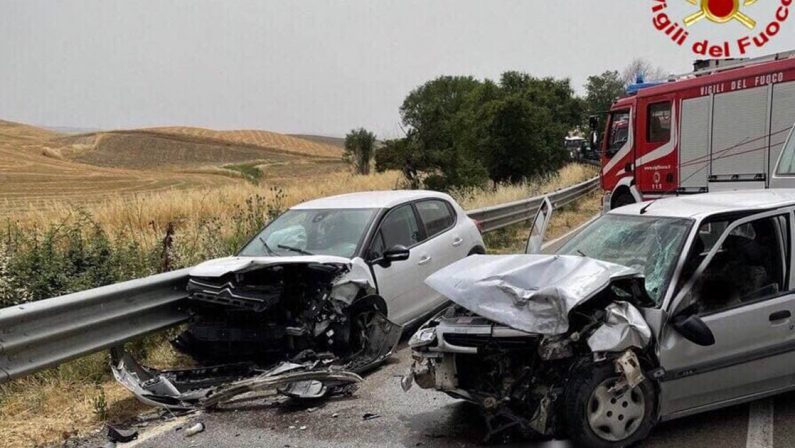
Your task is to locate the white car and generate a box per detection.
[223,189,486,326]
[408,189,795,447]
[112,190,484,409]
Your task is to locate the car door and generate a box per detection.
[526,197,553,254]
[657,208,795,418]
[413,199,463,312]
[368,203,435,326]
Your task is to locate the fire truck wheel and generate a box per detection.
[612,193,635,209]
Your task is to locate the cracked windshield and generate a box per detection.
[559,214,692,304]
[239,208,377,258]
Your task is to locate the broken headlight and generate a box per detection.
[409,327,437,348]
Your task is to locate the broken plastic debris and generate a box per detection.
[400,374,413,391]
[106,424,138,443]
[184,422,205,437]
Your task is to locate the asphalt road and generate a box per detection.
[72,343,795,448]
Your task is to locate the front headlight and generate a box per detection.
[409,327,437,348]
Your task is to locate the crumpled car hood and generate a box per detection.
[425,254,642,335]
[190,255,354,277]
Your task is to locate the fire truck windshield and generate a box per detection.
[606,110,630,158]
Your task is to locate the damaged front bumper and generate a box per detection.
[112,256,402,410]
[404,255,657,440]
[112,305,401,410]
[111,348,364,410]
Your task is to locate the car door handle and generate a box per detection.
[418,256,432,266]
[452,237,464,247]
[770,310,791,322]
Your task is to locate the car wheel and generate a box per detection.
[564,361,657,448]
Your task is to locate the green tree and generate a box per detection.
[344,128,377,175]
[478,73,582,183]
[391,72,583,190]
[584,70,625,118]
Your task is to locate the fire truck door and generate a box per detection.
[680,96,711,191]
[709,86,770,191]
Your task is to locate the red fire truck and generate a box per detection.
[598,51,795,210]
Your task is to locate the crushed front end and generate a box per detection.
[405,255,655,441]
[113,256,402,410]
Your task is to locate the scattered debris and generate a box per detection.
[184,422,205,437]
[106,424,138,443]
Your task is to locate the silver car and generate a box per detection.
[407,190,795,447]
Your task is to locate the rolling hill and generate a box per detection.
[0,120,348,213]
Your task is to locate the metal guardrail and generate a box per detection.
[0,269,191,382]
[467,176,600,233]
[0,174,599,384]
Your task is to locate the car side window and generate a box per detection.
[370,204,422,259]
[415,200,455,239]
[689,215,789,315]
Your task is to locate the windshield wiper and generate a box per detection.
[258,237,277,256]
[576,249,587,257]
[277,244,314,256]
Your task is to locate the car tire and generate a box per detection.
[564,361,657,448]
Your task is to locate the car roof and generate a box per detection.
[610,189,795,220]
[291,190,455,210]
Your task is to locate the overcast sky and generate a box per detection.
[1,0,793,137]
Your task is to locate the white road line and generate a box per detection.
[747,399,774,448]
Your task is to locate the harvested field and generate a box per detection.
[144,127,343,158]
[0,121,349,214]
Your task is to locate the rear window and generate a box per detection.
[416,200,456,238]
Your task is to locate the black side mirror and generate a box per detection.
[672,307,715,346]
[374,245,410,267]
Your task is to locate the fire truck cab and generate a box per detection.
[600,51,795,210]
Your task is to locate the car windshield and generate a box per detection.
[558,214,693,306]
[238,208,378,258]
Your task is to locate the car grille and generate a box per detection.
[187,277,282,312]
[443,334,535,349]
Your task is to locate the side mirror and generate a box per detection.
[374,245,410,267]
[672,308,715,346]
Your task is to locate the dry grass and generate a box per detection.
[453,164,597,210]
[10,170,405,235]
[0,377,148,448]
[486,191,602,255]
